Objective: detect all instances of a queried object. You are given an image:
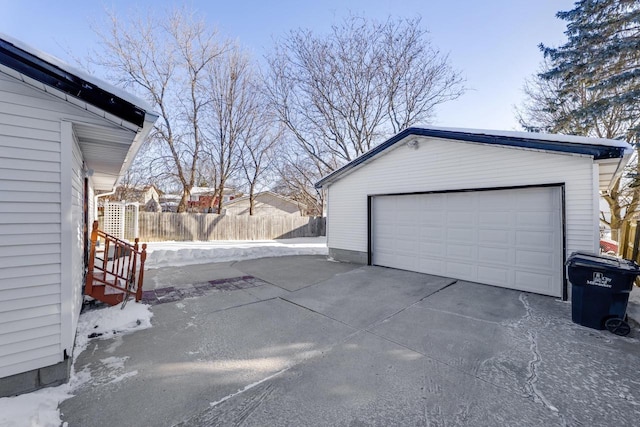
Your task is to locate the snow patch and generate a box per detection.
[0,302,153,426]
[108,371,138,384]
[74,302,153,359]
[414,125,632,150]
[144,237,327,269]
[0,387,72,427]
[100,356,129,370]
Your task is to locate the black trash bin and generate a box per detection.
[566,251,638,336]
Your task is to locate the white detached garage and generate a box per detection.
[316,127,632,300]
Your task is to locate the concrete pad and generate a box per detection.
[233,255,359,291]
[371,300,521,378]
[374,283,640,426]
[284,266,455,329]
[59,258,640,426]
[178,331,559,426]
[60,296,355,427]
[144,261,246,290]
[417,280,527,323]
[505,292,640,426]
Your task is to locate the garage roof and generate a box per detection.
[0,33,159,190]
[315,126,633,192]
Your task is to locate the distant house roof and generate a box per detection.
[315,126,633,191]
[223,191,300,207]
[189,187,240,196]
[0,33,159,190]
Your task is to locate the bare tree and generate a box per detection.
[264,15,465,209]
[272,144,325,216]
[239,121,281,215]
[94,8,227,212]
[203,45,259,213]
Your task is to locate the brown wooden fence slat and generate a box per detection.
[135,213,325,242]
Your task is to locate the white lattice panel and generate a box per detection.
[124,203,139,241]
[104,202,125,239]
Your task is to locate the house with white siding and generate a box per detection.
[223,191,303,216]
[316,126,631,300]
[0,34,157,397]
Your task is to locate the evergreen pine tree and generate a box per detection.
[540,0,640,142]
[521,0,640,238]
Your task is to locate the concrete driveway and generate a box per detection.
[61,256,640,426]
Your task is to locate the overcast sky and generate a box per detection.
[1,0,576,131]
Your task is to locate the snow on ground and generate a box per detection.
[0,303,153,427]
[144,236,328,269]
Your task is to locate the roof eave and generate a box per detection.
[315,127,630,188]
[0,37,150,127]
[113,113,158,188]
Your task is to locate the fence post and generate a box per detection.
[632,221,640,261]
[619,222,628,258]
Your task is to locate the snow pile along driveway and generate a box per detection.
[144,237,328,269]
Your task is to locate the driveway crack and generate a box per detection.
[517,293,566,422]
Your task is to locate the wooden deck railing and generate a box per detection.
[85,220,147,306]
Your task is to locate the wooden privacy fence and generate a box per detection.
[137,212,326,241]
[619,221,640,262]
[619,221,640,287]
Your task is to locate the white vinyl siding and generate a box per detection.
[225,194,300,216]
[0,73,63,378]
[0,71,105,379]
[326,137,598,259]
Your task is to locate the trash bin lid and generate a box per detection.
[566,251,640,273]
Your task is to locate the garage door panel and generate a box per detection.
[372,187,563,297]
[478,247,512,264]
[478,211,511,225]
[419,242,442,256]
[418,258,446,275]
[479,230,511,245]
[420,211,445,223]
[446,196,471,210]
[396,223,417,237]
[516,211,556,227]
[515,250,556,269]
[516,230,554,248]
[446,261,475,280]
[446,244,475,259]
[477,266,510,286]
[515,271,554,293]
[447,227,476,243]
[419,226,444,239]
[477,192,511,206]
[448,211,474,224]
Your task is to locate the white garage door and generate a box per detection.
[371,187,564,297]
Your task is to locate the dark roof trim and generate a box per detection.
[0,38,146,128]
[315,127,628,188]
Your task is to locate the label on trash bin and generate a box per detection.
[586,272,613,288]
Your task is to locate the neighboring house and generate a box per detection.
[316,126,631,300]
[223,191,302,216]
[187,187,241,212]
[0,34,158,397]
[112,185,160,205]
[104,185,161,212]
[159,193,181,212]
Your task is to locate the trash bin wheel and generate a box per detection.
[604,317,631,336]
